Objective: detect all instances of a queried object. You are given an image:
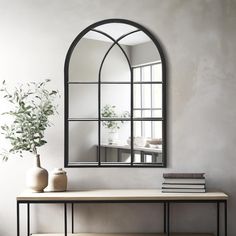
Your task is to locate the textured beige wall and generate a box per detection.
[0,0,236,235]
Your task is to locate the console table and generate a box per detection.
[100,144,162,164]
[16,189,228,236]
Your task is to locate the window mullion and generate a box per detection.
[150,65,153,138]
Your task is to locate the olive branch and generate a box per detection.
[101,104,129,131]
[0,79,59,161]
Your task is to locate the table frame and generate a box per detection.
[17,199,227,236]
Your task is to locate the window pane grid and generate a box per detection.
[133,63,162,139]
[67,64,163,166]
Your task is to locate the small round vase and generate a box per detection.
[48,168,67,192]
[26,154,48,192]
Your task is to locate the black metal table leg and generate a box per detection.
[118,149,121,162]
[64,203,67,236]
[71,203,74,233]
[17,201,20,236]
[105,147,107,162]
[163,202,166,233]
[167,202,170,236]
[27,203,30,236]
[216,202,220,236]
[224,201,227,236]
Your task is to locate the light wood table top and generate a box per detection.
[17,189,228,201]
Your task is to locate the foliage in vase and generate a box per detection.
[0,79,59,161]
[101,104,129,131]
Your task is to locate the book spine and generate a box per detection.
[163,183,205,185]
[162,189,206,193]
[163,179,206,184]
[163,173,205,179]
[162,184,205,189]
[162,191,206,193]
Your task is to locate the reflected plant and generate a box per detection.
[101,104,129,131]
[0,79,59,161]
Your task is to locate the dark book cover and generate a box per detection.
[163,173,205,179]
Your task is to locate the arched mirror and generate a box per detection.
[64,19,167,167]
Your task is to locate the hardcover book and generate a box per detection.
[162,189,206,193]
[162,184,205,189]
[163,178,206,184]
[163,173,205,179]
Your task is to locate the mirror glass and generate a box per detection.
[66,21,166,167]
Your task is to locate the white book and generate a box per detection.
[164,178,206,184]
[162,184,205,189]
[162,188,206,193]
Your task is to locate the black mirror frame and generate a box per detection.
[64,18,167,168]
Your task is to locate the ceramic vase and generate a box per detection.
[48,168,67,192]
[26,154,48,192]
[107,131,118,145]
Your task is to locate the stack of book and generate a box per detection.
[162,173,206,193]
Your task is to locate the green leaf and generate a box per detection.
[1,125,6,130]
[40,140,47,145]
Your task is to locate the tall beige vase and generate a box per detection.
[26,154,48,192]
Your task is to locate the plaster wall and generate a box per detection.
[0,0,236,235]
